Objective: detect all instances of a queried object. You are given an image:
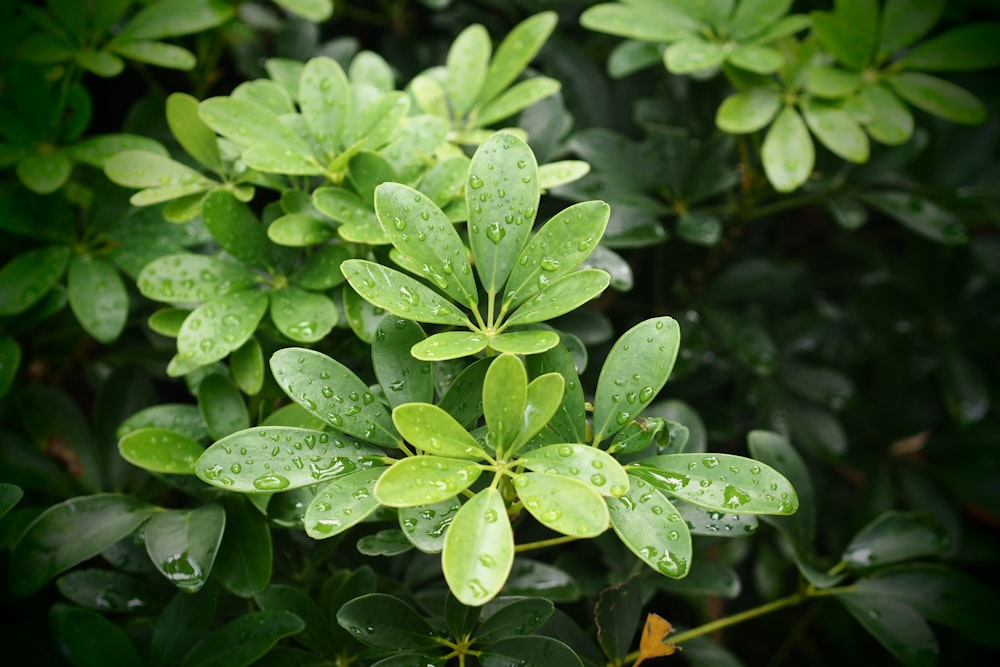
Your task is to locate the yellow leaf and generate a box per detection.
[632,613,676,666]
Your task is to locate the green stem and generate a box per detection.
[513,534,580,553]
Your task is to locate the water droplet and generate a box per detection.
[486,222,505,244]
[253,473,290,491]
[557,445,573,457]
[590,473,606,486]
[539,257,560,271]
[469,175,484,189]
[702,456,720,468]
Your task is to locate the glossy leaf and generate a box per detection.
[595,576,643,663]
[56,569,160,614]
[117,404,207,442]
[488,330,561,356]
[173,289,268,372]
[341,259,470,326]
[411,331,490,361]
[520,444,629,498]
[676,499,758,537]
[231,338,264,395]
[481,636,583,667]
[393,402,487,458]
[888,72,985,125]
[508,372,565,453]
[467,132,540,295]
[398,496,461,553]
[337,593,438,650]
[166,92,221,171]
[373,317,434,408]
[860,191,967,245]
[608,475,691,578]
[633,453,798,514]
[665,39,726,74]
[304,466,384,539]
[479,12,558,105]
[762,106,813,192]
[270,286,337,343]
[513,472,609,537]
[299,56,349,158]
[8,494,154,594]
[197,426,383,492]
[438,357,491,428]
[270,347,400,447]
[592,317,681,445]
[375,182,478,308]
[716,88,782,134]
[144,504,225,592]
[0,244,70,316]
[119,427,204,474]
[442,488,513,606]
[179,610,304,667]
[504,201,610,309]
[607,417,666,456]
[802,98,869,163]
[837,594,938,667]
[202,190,273,269]
[268,213,336,246]
[747,430,814,546]
[50,605,143,667]
[504,269,610,327]
[481,353,527,454]
[67,255,128,342]
[841,511,950,570]
[525,345,586,444]
[375,456,482,507]
[119,0,234,41]
[137,254,258,303]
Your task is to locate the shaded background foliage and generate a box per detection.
[2,1,1000,666]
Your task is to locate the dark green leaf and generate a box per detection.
[256,584,335,655]
[476,596,554,643]
[151,586,219,667]
[0,482,23,519]
[860,191,966,244]
[180,610,304,667]
[67,255,128,342]
[878,0,945,57]
[841,511,950,570]
[213,496,272,597]
[897,22,1000,71]
[595,576,643,663]
[888,72,985,125]
[304,467,384,538]
[337,593,438,650]
[0,244,70,316]
[145,504,225,592]
[198,374,249,440]
[747,430,814,546]
[481,636,582,667]
[50,604,143,667]
[837,594,938,667]
[357,528,413,556]
[202,190,273,270]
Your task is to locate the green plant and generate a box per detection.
[2,2,999,667]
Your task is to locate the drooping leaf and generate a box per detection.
[304,467,385,539]
[592,317,681,445]
[197,427,383,492]
[144,504,225,592]
[481,636,583,667]
[442,488,513,606]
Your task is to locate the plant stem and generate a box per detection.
[513,534,580,553]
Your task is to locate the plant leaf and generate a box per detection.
[479,12,558,105]
[336,593,438,650]
[179,609,304,667]
[0,244,70,316]
[118,427,204,474]
[442,488,514,606]
[137,254,258,303]
[166,92,222,171]
[837,594,938,667]
[888,72,985,125]
[856,84,913,145]
[375,456,482,507]
[197,373,250,439]
[592,316,681,445]
[513,472,609,537]
[467,132,540,295]
[300,56,349,157]
[110,39,195,70]
[202,189,274,269]
[633,453,798,514]
[67,255,128,342]
[879,0,945,57]
[504,269,610,327]
[665,38,726,74]
[897,22,1000,71]
[398,496,461,553]
[105,150,214,189]
[447,24,491,118]
[173,289,268,371]
[860,191,967,245]
[716,88,782,134]
[341,259,471,326]
[270,346,401,447]
[801,98,869,163]
[373,317,434,408]
[579,4,699,43]
[761,106,813,192]
[50,605,143,667]
[410,331,491,361]
[304,467,385,538]
[747,430,815,547]
[608,475,691,578]
[487,330,561,356]
[393,402,487,459]
[474,77,561,127]
[144,504,225,593]
[520,444,629,498]
[270,286,337,343]
[841,511,950,570]
[8,494,155,594]
[482,353,527,455]
[199,96,310,152]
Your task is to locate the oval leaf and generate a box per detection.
[520,444,629,498]
[137,254,258,304]
[270,286,337,343]
[398,496,461,554]
[608,475,691,578]
[67,255,128,342]
[119,427,205,474]
[442,488,514,606]
[392,402,487,458]
[762,106,813,192]
[514,472,609,537]
[341,259,471,326]
[375,456,483,507]
[173,289,268,370]
[304,467,385,539]
[144,504,225,592]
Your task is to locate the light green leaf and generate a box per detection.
[313,186,386,244]
[198,426,382,493]
[806,66,863,98]
[16,150,73,194]
[268,213,336,246]
[393,402,487,459]
[447,24,491,118]
[69,134,168,168]
[173,289,268,372]
[810,2,877,70]
[878,0,945,57]
[608,40,663,78]
[270,286,337,343]
[513,472,609,537]
[467,132,540,295]
[520,444,629,498]
[729,0,794,41]
[231,338,264,395]
[8,494,155,594]
[166,93,221,171]
[897,22,1000,72]
[634,453,798,514]
[0,244,70,316]
[888,72,985,125]
[118,0,235,40]
[304,467,384,538]
[608,475,691,578]
[442,488,513,606]
[109,40,195,70]
[837,595,938,667]
[291,244,351,290]
[232,79,295,115]
[117,404,207,442]
[474,77,561,128]
[665,38,726,74]
[479,12,558,106]
[726,44,783,74]
[74,49,124,77]
[860,191,966,245]
[137,254,258,303]
[105,150,214,190]
[856,84,913,145]
[242,144,323,176]
[202,189,273,269]
[350,51,395,92]
[274,0,333,22]
[715,88,782,134]
[375,456,482,507]
[802,98,869,162]
[507,372,565,453]
[481,353,526,454]
[398,497,461,553]
[410,74,450,117]
[375,182,478,308]
[487,330,560,356]
[538,160,590,191]
[341,259,470,326]
[592,316,681,445]
[269,347,399,446]
[199,97,311,152]
[345,91,410,149]
[504,201,610,309]
[579,4,699,43]
[298,56,349,158]
[504,269,610,327]
[145,504,225,592]
[118,427,204,474]
[761,106,813,192]
[66,255,128,342]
